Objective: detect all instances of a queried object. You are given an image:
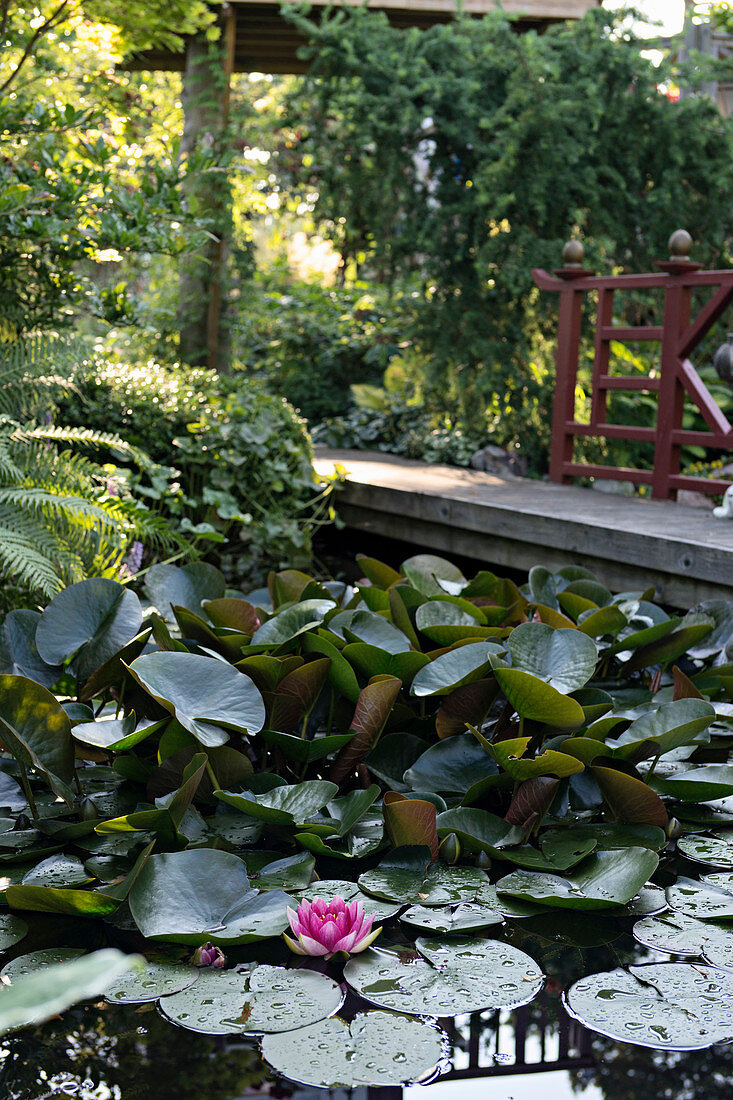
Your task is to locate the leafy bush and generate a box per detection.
[0,336,182,609]
[54,349,334,583]
[233,275,405,421]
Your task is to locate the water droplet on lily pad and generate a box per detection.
[261,1010,446,1088]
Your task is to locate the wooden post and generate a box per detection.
[178,4,236,372]
[549,240,592,484]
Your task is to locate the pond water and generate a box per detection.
[3,907,732,1100]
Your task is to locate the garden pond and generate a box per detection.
[0,553,732,1097]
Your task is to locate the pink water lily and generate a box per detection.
[284,896,381,958]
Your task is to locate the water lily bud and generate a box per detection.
[476,851,492,870]
[80,798,99,821]
[191,942,227,968]
[439,833,461,864]
[666,817,682,840]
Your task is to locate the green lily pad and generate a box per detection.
[252,600,336,646]
[342,611,412,654]
[261,1011,445,1088]
[0,610,62,688]
[344,936,543,1015]
[128,849,292,944]
[21,854,92,888]
[404,734,498,795]
[565,962,733,1049]
[651,766,733,802]
[159,964,343,1034]
[401,554,467,597]
[411,643,504,697]
[666,876,733,921]
[145,562,226,620]
[35,579,142,679]
[72,715,166,753]
[358,847,490,906]
[625,884,668,917]
[493,668,586,728]
[496,847,659,910]
[507,622,597,693]
[399,902,502,934]
[435,808,522,857]
[0,914,27,950]
[127,652,266,747]
[0,675,74,804]
[1,948,86,981]
[610,699,716,759]
[104,961,200,1003]
[215,781,338,827]
[0,949,141,1036]
[678,831,733,868]
[633,910,733,958]
[472,883,544,917]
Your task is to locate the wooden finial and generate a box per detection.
[562,239,585,268]
[668,229,692,260]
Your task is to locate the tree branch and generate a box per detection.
[0,0,74,95]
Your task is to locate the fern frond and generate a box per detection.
[0,334,85,420]
[0,487,119,530]
[15,425,156,471]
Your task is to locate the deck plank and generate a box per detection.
[314,449,733,607]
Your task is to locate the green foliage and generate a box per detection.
[0,336,182,607]
[53,350,333,582]
[281,7,733,469]
[234,275,404,421]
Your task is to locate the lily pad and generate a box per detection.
[358,847,490,906]
[565,962,733,1049]
[0,949,140,1036]
[35,579,142,679]
[633,910,733,959]
[159,964,343,1034]
[677,831,733,868]
[493,667,585,728]
[399,902,502,934]
[128,849,292,944]
[405,734,499,795]
[344,936,543,1015]
[666,876,733,921]
[507,622,597,693]
[0,675,75,803]
[104,961,200,1003]
[215,781,338,827]
[496,847,659,910]
[411,643,505,697]
[127,652,266,747]
[0,610,62,688]
[261,1011,445,1088]
[252,600,336,646]
[21,854,92,889]
[0,914,27,950]
[624,885,668,917]
[1,948,85,981]
[145,562,226,620]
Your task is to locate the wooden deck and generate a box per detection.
[314,449,733,607]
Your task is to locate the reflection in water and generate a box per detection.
[2,988,732,1100]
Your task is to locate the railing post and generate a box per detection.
[549,240,591,483]
[653,230,697,500]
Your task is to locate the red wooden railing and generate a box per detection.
[532,230,733,500]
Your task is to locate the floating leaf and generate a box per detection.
[261,1010,444,1089]
[633,910,733,960]
[127,652,265,747]
[215,780,338,827]
[651,766,733,802]
[0,949,140,1036]
[252,600,336,646]
[610,699,715,759]
[358,846,490,906]
[666,876,733,921]
[565,962,733,1049]
[145,562,226,620]
[399,902,502,934]
[591,766,669,828]
[405,733,498,795]
[411,643,504,697]
[128,849,291,944]
[35,579,142,679]
[436,808,521,857]
[383,793,439,860]
[343,611,412,654]
[507,623,597,692]
[0,675,74,803]
[159,964,343,1034]
[493,668,585,728]
[678,831,733,868]
[104,962,200,1003]
[0,610,61,688]
[487,737,584,780]
[344,936,543,1015]
[0,914,27,950]
[496,847,659,910]
[401,555,467,597]
[21,854,91,889]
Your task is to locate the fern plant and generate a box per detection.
[0,335,186,607]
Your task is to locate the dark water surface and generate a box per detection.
[3,920,732,1100]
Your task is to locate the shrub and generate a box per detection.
[54,349,333,584]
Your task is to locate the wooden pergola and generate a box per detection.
[129,0,600,370]
[132,0,601,74]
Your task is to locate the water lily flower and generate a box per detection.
[191,942,227,968]
[284,897,381,958]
